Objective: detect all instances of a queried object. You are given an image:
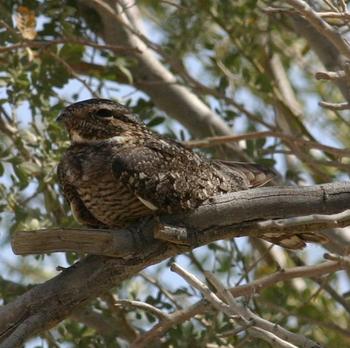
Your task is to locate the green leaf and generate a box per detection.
[146,116,165,128]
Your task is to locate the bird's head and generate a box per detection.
[56,98,140,143]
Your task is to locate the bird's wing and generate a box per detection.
[111,140,215,213]
[57,159,106,228]
[111,144,180,212]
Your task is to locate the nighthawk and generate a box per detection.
[57,98,325,249]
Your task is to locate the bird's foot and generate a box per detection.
[128,217,154,260]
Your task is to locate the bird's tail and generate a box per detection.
[216,160,329,249]
[215,160,275,188]
[260,232,328,249]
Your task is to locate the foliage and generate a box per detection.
[0,0,350,347]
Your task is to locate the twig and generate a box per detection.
[206,272,320,348]
[71,307,120,338]
[130,302,204,348]
[139,273,181,309]
[248,327,297,348]
[47,51,99,98]
[171,264,320,348]
[0,38,140,54]
[324,252,350,269]
[185,131,350,158]
[257,209,350,228]
[319,101,350,110]
[229,260,342,298]
[115,300,171,321]
[100,293,138,341]
[318,12,350,20]
[261,299,350,339]
[110,260,345,346]
[315,70,346,80]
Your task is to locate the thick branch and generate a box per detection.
[12,182,350,256]
[3,181,350,347]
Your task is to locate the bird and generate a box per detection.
[56,98,326,249]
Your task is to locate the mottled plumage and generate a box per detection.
[57,99,326,249]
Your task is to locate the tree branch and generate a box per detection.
[170,263,320,348]
[12,182,350,256]
[287,0,350,60]
[133,259,344,346]
[3,181,350,346]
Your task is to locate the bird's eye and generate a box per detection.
[95,108,114,119]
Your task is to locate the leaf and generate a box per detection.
[256,158,276,167]
[15,6,37,40]
[146,116,165,128]
[118,64,133,84]
[19,161,41,176]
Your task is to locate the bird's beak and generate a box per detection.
[56,111,67,123]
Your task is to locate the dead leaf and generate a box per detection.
[15,6,37,40]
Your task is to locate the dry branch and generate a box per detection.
[134,259,344,346]
[170,263,320,348]
[185,131,350,158]
[315,70,347,81]
[319,101,350,111]
[287,0,350,60]
[12,182,350,256]
[3,181,350,347]
[0,38,140,54]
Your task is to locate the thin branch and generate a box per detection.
[185,131,350,158]
[261,300,350,340]
[287,0,350,60]
[324,252,350,268]
[315,70,347,80]
[206,272,320,348]
[319,101,350,110]
[47,51,99,98]
[248,327,297,348]
[133,260,344,346]
[318,12,350,20]
[0,38,140,54]
[171,264,320,348]
[139,273,181,309]
[228,260,342,298]
[257,209,350,228]
[115,299,171,321]
[71,307,120,338]
[130,302,203,348]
